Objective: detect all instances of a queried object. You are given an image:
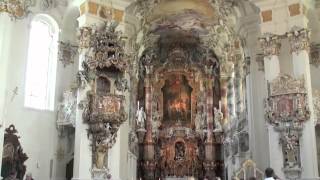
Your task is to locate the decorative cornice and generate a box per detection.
[287,27,310,54]
[259,33,281,57]
[79,1,125,22]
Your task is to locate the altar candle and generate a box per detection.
[219,100,221,111]
[138,101,140,108]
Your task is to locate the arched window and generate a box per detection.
[25,15,59,110]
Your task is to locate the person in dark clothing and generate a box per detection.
[265,167,275,180]
[25,172,34,180]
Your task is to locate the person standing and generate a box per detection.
[25,172,34,180]
[265,168,275,180]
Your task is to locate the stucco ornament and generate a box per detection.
[265,74,310,179]
[313,89,320,122]
[310,43,320,68]
[40,0,55,10]
[128,130,138,155]
[58,41,78,67]
[287,27,310,54]
[233,160,264,180]
[259,33,281,57]
[115,77,129,93]
[0,0,35,19]
[57,90,77,127]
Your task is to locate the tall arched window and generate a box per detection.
[25,15,59,110]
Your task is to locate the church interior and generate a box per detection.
[1,0,320,179]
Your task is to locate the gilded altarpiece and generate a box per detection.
[136,45,223,179]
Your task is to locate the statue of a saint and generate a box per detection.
[282,132,299,167]
[136,107,146,129]
[213,107,223,132]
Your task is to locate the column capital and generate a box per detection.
[259,33,281,57]
[220,61,234,79]
[287,27,310,54]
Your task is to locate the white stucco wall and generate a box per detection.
[0,6,79,180]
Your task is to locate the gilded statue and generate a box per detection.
[95,143,108,169]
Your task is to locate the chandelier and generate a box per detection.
[0,0,34,19]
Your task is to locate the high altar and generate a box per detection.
[135,38,223,179]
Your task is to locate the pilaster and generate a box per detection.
[220,62,234,124]
[259,34,281,82]
[259,33,284,178]
[287,27,319,178]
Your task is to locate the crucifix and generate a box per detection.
[11,87,19,102]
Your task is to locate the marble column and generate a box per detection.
[227,76,235,118]
[259,34,284,178]
[72,14,105,180]
[234,62,243,116]
[220,76,230,125]
[206,76,214,142]
[287,28,319,178]
[143,65,155,179]
[204,75,216,178]
[144,65,153,145]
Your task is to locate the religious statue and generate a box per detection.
[136,106,146,129]
[281,131,299,167]
[213,107,223,132]
[57,90,76,126]
[95,143,108,169]
[76,71,88,89]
